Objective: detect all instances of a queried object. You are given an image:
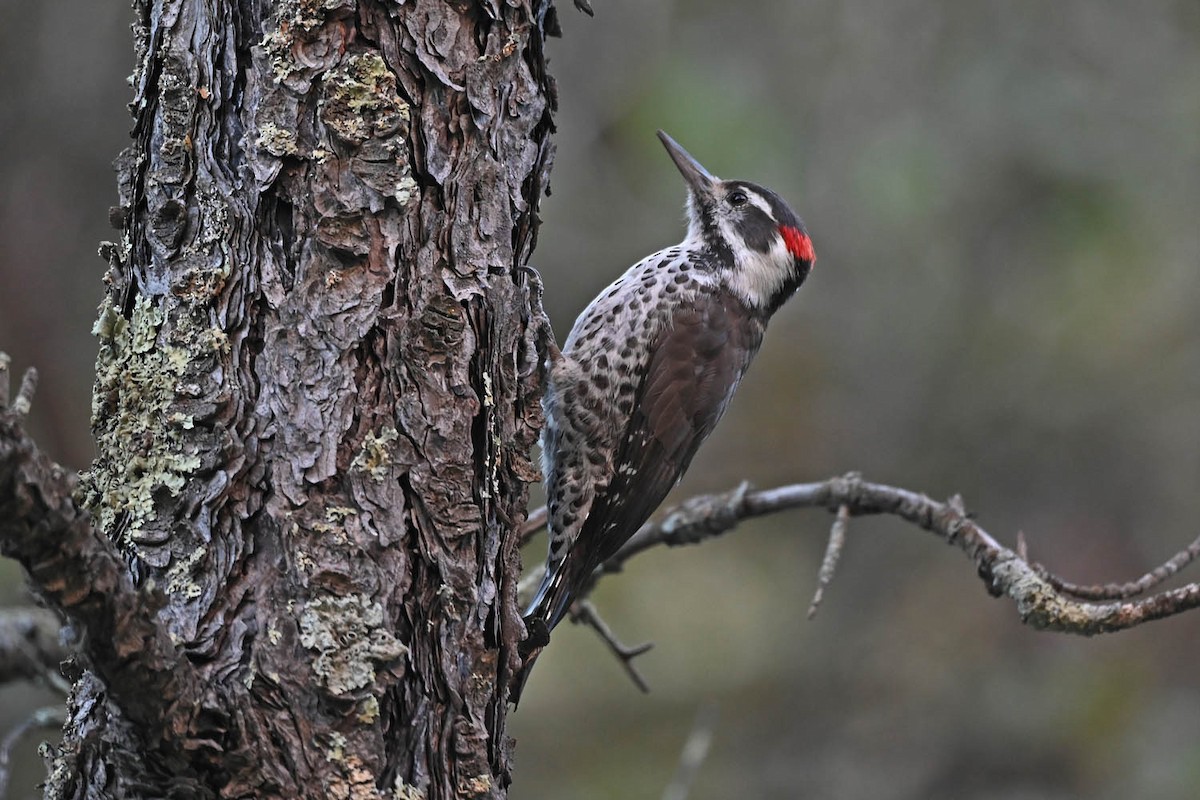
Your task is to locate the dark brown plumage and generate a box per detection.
[515,131,815,701]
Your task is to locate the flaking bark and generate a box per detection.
[30,1,557,798]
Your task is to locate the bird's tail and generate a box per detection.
[510,644,542,706]
[511,563,577,705]
[523,562,577,634]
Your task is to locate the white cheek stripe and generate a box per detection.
[721,221,790,310]
[746,191,775,220]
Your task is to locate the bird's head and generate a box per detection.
[658,130,816,316]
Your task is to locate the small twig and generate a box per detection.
[662,704,719,800]
[0,355,38,421]
[12,368,37,420]
[0,705,65,800]
[0,607,72,692]
[0,363,199,733]
[573,600,653,692]
[0,353,9,409]
[1037,533,1200,600]
[808,504,850,620]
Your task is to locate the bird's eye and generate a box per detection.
[728,190,748,207]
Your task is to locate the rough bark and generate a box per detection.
[19,1,556,798]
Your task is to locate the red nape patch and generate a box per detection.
[780,225,816,265]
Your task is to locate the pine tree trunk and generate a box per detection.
[49,1,555,797]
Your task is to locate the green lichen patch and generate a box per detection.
[458,775,492,798]
[392,779,426,800]
[325,731,348,763]
[201,326,231,355]
[261,29,300,83]
[320,52,410,145]
[326,506,358,522]
[312,505,356,537]
[328,753,380,800]
[166,544,208,599]
[289,0,348,35]
[260,0,351,82]
[309,51,418,206]
[356,696,380,724]
[299,593,407,695]
[257,122,301,157]
[351,427,399,482]
[172,268,230,305]
[77,295,203,552]
[188,181,233,254]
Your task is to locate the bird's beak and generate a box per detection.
[657,130,717,197]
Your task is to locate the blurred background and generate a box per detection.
[1,1,1199,798]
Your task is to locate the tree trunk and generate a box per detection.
[49,1,555,797]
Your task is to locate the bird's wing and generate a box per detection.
[569,289,764,576]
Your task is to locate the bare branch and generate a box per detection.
[1035,533,1200,601]
[519,471,1200,693]
[0,607,72,691]
[585,473,1200,636]
[0,356,38,422]
[516,535,655,690]
[808,504,849,620]
[0,356,197,730]
[12,368,37,421]
[0,353,9,410]
[572,601,653,692]
[604,481,753,569]
[0,705,65,800]
[520,504,548,545]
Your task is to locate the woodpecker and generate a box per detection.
[517,131,816,695]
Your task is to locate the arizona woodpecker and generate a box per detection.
[518,131,816,691]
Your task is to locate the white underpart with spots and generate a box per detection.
[542,245,718,576]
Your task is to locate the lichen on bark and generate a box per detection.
[299,593,408,695]
[37,1,560,798]
[79,295,206,564]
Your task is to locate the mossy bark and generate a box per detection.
[57,1,556,797]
